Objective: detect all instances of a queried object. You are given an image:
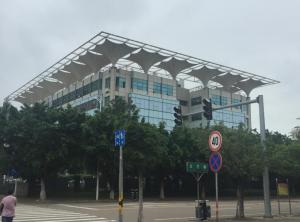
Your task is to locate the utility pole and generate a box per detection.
[258,95,272,218]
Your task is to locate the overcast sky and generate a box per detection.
[1,0,299,135]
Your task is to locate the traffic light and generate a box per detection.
[203,98,212,120]
[173,106,183,125]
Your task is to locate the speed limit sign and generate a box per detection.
[209,131,222,152]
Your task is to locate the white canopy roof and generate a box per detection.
[213,73,246,91]
[234,79,266,96]
[29,86,50,100]
[156,57,194,79]
[78,51,111,73]
[187,66,224,87]
[92,39,137,64]
[38,80,64,94]
[52,70,76,86]
[14,96,31,104]
[7,31,279,104]
[63,61,92,81]
[218,86,241,94]
[20,90,39,104]
[126,49,168,74]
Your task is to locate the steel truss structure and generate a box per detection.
[6,31,279,103]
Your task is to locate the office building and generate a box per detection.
[6,32,279,130]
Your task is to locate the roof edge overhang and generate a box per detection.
[5,31,280,103]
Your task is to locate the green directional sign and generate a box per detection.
[186,162,208,173]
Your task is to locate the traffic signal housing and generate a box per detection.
[173,106,183,126]
[203,98,212,120]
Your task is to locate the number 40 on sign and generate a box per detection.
[209,131,222,152]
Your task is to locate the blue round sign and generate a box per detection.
[209,152,222,173]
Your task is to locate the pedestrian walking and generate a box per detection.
[0,189,17,222]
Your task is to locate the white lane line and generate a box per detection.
[15,215,91,219]
[14,216,97,222]
[56,204,98,211]
[154,217,194,221]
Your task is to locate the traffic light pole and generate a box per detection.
[185,95,272,218]
[258,95,272,218]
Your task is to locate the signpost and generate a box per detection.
[115,129,126,222]
[276,178,292,215]
[186,162,208,203]
[208,131,223,222]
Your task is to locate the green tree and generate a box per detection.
[82,97,139,200]
[169,126,209,198]
[220,125,262,218]
[2,103,86,200]
[126,122,167,222]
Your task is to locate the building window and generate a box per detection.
[191,113,202,121]
[76,99,98,112]
[132,78,148,91]
[153,82,161,94]
[116,77,126,89]
[162,84,173,96]
[221,96,228,106]
[179,100,188,106]
[83,83,92,96]
[76,87,83,98]
[211,95,221,105]
[232,98,241,110]
[69,91,76,101]
[104,96,110,106]
[92,79,102,91]
[191,96,202,106]
[105,77,111,89]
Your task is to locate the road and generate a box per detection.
[14,199,300,222]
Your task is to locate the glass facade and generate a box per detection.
[232,98,241,110]
[211,94,221,105]
[132,78,148,91]
[105,77,111,89]
[116,76,126,89]
[129,93,178,131]
[153,82,173,96]
[52,78,102,107]
[191,96,202,106]
[212,109,246,128]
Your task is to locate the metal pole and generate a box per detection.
[215,172,219,222]
[118,145,123,222]
[197,173,200,203]
[276,178,280,215]
[96,162,99,201]
[287,179,292,215]
[258,95,272,218]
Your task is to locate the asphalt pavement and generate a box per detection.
[11,198,300,222]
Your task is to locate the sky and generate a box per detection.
[0,0,299,135]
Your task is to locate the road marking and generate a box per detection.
[154,217,194,221]
[14,204,115,222]
[56,204,99,211]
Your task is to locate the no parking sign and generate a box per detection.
[209,152,222,173]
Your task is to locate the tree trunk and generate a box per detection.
[40,178,47,201]
[160,179,165,200]
[137,171,144,222]
[235,181,245,219]
[96,162,100,201]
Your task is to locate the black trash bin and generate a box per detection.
[195,200,211,220]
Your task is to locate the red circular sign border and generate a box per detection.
[208,130,222,152]
[209,152,223,173]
